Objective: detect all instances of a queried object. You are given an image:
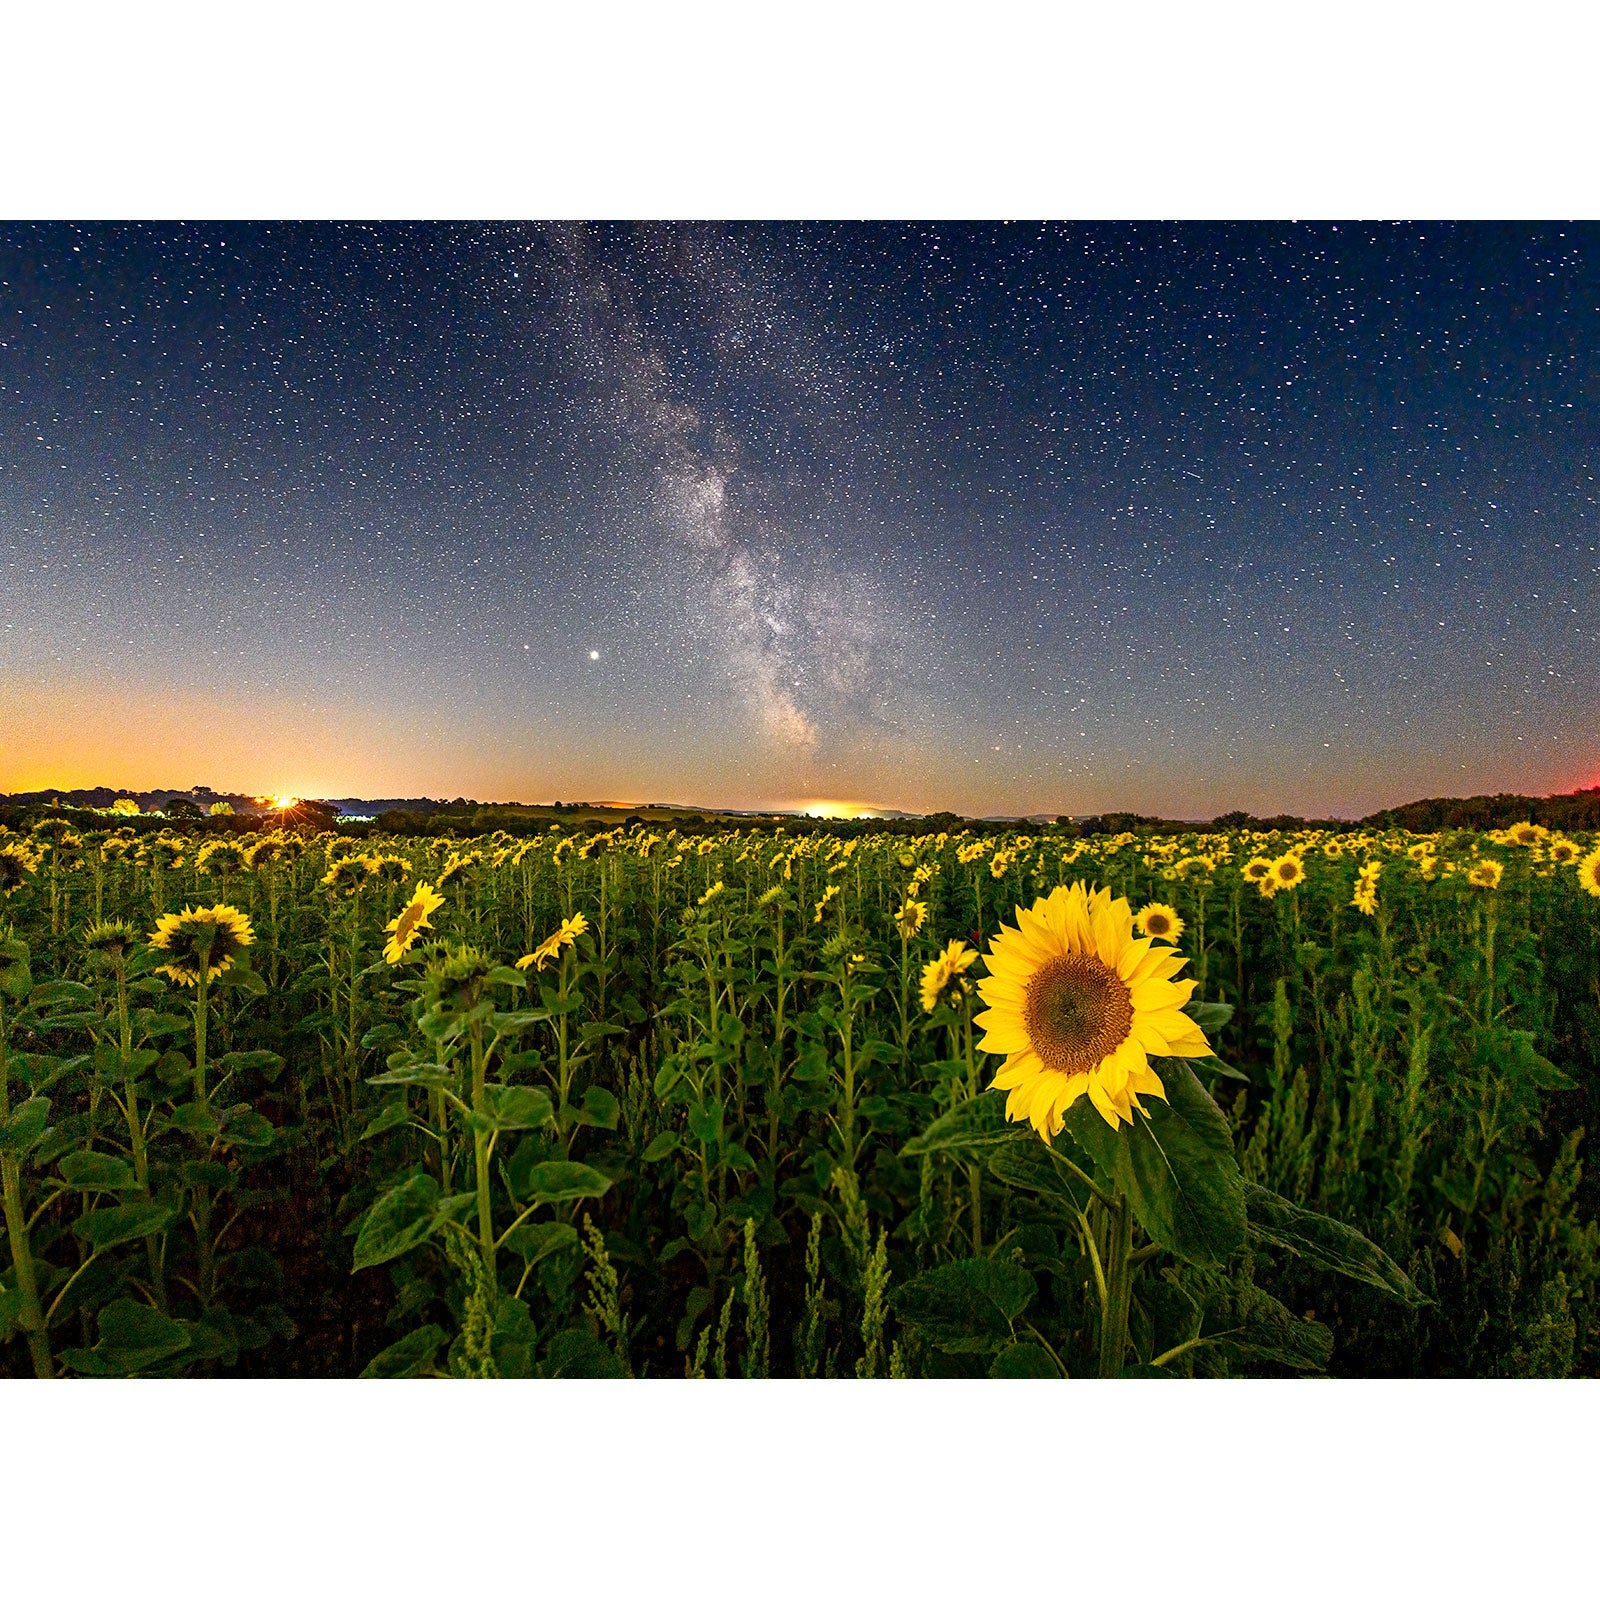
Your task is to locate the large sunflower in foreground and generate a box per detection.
[976,882,1213,1137]
[149,903,255,987]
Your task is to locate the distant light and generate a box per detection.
[588,650,600,661]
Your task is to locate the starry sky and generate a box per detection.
[2,221,1596,818]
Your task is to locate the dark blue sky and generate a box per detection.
[3,221,1595,815]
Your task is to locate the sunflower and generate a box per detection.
[383,881,445,965]
[1133,902,1184,942]
[1507,822,1546,847]
[0,842,36,894]
[1242,856,1274,885]
[149,903,255,987]
[1577,848,1600,899]
[197,839,249,875]
[83,919,140,963]
[321,857,368,897]
[1467,860,1503,890]
[896,898,928,938]
[365,853,412,887]
[1269,854,1306,892]
[813,883,841,923]
[1350,861,1381,917]
[1547,838,1579,866]
[920,938,977,1012]
[515,912,591,972]
[977,882,1213,1136]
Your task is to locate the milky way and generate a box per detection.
[1,222,1595,816]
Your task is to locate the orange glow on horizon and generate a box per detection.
[786,798,893,820]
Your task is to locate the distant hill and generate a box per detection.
[4,783,1599,834]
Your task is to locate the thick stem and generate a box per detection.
[1097,1198,1134,1379]
[2,1154,53,1378]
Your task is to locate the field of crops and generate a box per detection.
[2,810,1599,1379]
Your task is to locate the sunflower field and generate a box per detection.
[2,810,1599,1379]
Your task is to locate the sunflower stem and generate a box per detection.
[1096,1196,1133,1379]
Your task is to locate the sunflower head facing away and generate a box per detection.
[383,881,446,965]
[977,882,1213,1137]
[84,919,140,966]
[149,903,255,987]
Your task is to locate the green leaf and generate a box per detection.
[61,1298,192,1375]
[641,1131,681,1162]
[213,965,268,997]
[505,1220,579,1264]
[73,1199,178,1250]
[361,1324,446,1378]
[519,1161,612,1207]
[1066,1059,1246,1268]
[1183,999,1234,1035]
[360,1023,405,1050]
[0,1096,51,1155]
[891,1257,1035,1354]
[360,1101,412,1141]
[478,1084,553,1132]
[367,1061,455,1087]
[57,1150,139,1192]
[218,1108,277,1150]
[352,1174,444,1271]
[985,1134,1093,1212]
[901,1091,1012,1159]
[28,979,97,1008]
[988,1339,1062,1378]
[541,1325,624,1378]
[168,1102,219,1138]
[576,1085,619,1130]
[1209,1284,1334,1372]
[1244,1182,1428,1307]
[217,1049,285,1081]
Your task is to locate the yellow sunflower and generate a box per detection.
[895,898,928,938]
[976,882,1214,1136]
[1577,848,1600,899]
[149,903,255,987]
[1133,902,1184,943]
[920,938,977,1012]
[1467,859,1503,890]
[1241,856,1273,885]
[1269,854,1306,892]
[515,911,590,972]
[0,842,36,895]
[1547,839,1579,866]
[383,881,446,964]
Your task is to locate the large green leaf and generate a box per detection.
[351,1174,444,1271]
[891,1257,1035,1354]
[60,1299,192,1376]
[541,1325,624,1378]
[901,1092,1011,1159]
[1063,1059,1246,1268]
[361,1324,447,1378]
[504,1220,579,1264]
[985,1134,1092,1213]
[988,1339,1062,1378]
[0,1096,51,1156]
[518,1161,612,1207]
[57,1150,139,1192]
[1244,1182,1428,1307]
[73,1199,177,1250]
[1209,1284,1334,1372]
[480,1084,553,1131]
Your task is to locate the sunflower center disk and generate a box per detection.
[1022,953,1134,1077]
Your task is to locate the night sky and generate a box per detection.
[2,221,1595,818]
